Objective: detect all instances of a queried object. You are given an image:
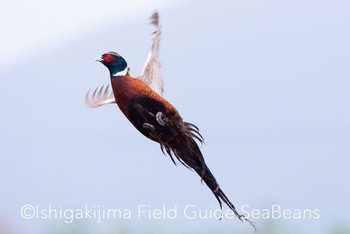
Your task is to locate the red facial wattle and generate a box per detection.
[103,54,113,62]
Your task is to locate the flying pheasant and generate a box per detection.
[86,12,256,230]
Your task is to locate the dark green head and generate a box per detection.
[95,52,128,77]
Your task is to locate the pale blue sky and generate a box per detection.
[1,0,349,233]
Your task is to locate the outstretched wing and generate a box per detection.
[139,11,164,96]
[85,12,162,108]
[85,84,115,108]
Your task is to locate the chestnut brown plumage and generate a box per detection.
[86,11,256,231]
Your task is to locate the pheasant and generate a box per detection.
[85,12,256,230]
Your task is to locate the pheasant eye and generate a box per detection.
[103,55,113,62]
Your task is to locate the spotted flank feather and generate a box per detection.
[160,121,204,170]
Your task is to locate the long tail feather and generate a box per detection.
[165,122,257,231]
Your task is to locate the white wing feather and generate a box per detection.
[140,11,164,96]
[85,12,163,109]
[85,84,115,108]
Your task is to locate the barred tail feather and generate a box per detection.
[162,122,257,231]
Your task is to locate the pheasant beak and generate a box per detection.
[94,56,104,62]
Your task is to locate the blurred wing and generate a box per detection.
[140,11,164,96]
[85,84,115,108]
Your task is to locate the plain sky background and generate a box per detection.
[1,0,349,233]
